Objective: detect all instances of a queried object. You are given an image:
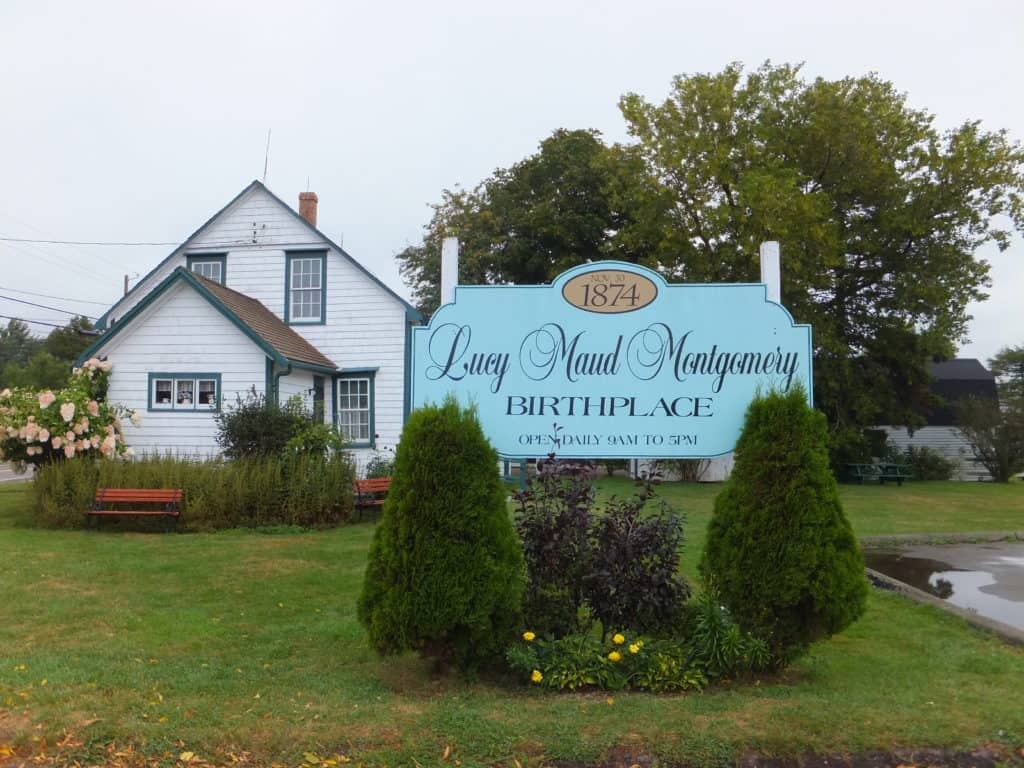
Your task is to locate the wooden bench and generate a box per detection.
[353,477,391,521]
[87,488,183,530]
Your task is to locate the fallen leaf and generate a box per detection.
[40,679,47,686]
[442,745,451,760]
[180,750,195,762]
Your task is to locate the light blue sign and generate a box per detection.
[411,262,812,459]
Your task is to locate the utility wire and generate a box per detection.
[0,294,98,320]
[0,314,85,330]
[0,236,178,246]
[0,285,111,307]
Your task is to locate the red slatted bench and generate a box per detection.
[353,477,391,521]
[87,488,183,530]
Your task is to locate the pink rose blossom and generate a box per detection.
[39,428,50,442]
[90,436,100,448]
[64,444,76,458]
[60,402,76,423]
[38,391,57,409]
[65,430,76,443]
[51,437,63,449]
[87,400,99,417]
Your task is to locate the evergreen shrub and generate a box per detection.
[700,387,868,666]
[357,397,524,670]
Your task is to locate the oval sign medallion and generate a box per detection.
[562,269,658,314]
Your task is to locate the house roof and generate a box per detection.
[76,267,338,373]
[189,271,336,369]
[96,179,423,329]
[928,358,993,381]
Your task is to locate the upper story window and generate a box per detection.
[286,251,326,325]
[149,373,221,412]
[186,254,226,284]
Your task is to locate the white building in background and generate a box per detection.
[879,359,998,481]
[78,180,422,465]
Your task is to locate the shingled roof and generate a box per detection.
[189,271,336,370]
[75,267,337,372]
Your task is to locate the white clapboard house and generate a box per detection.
[879,358,998,481]
[77,180,422,465]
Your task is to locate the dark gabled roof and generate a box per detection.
[929,358,994,381]
[76,267,337,372]
[96,179,423,329]
[925,358,998,427]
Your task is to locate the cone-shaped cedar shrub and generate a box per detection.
[700,386,867,666]
[357,397,524,670]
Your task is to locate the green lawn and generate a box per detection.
[0,480,1022,767]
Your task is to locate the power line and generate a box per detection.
[0,294,97,320]
[0,285,111,307]
[0,235,178,247]
[0,314,80,330]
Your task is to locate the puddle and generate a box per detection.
[865,542,1024,631]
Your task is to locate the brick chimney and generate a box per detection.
[299,192,318,227]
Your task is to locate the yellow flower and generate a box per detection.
[608,651,622,663]
[612,633,625,645]
[629,643,640,654]
[531,669,543,683]
[522,631,536,642]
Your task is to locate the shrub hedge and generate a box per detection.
[30,453,356,531]
[358,397,525,670]
[701,387,868,666]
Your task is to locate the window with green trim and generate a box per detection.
[186,254,226,284]
[286,253,325,323]
[336,376,372,445]
[149,373,221,411]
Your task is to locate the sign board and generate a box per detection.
[411,262,812,459]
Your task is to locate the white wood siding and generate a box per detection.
[881,425,991,481]
[101,282,269,457]
[277,368,316,413]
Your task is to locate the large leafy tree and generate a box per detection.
[44,315,95,362]
[398,63,1024,444]
[0,319,39,374]
[397,129,661,314]
[989,344,1024,402]
[619,62,1024,439]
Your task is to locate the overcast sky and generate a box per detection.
[1,0,1020,362]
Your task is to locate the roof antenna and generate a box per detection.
[306,176,310,192]
[262,129,272,184]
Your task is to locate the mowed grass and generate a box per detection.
[0,479,1023,766]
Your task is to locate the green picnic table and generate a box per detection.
[845,462,911,486]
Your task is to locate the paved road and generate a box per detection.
[866,542,1024,631]
[0,462,31,483]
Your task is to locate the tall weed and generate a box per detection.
[30,453,356,531]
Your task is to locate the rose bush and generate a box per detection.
[0,358,137,468]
